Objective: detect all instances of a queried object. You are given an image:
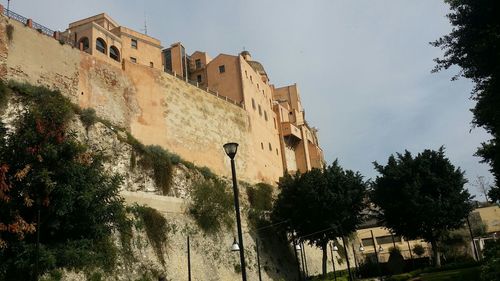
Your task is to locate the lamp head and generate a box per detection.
[231,238,240,252]
[378,245,384,252]
[295,243,301,251]
[223,143,239,159]
[359,244,365,252]
[332,245,339,251]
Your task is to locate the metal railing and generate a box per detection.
[3,8,55,37]
[32,21,55,37]
[163,68,243,108]
[4,9,28,24]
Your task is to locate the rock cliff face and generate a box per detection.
[0,94,297,281]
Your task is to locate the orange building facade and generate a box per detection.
[64,13,325,179]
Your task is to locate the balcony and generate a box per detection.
[282,122,302,140]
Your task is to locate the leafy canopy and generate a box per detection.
[372,148,473,243]
[272,161,367,276]
[432,0,500,201]
[0,82,127,279]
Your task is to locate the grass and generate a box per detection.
[419,266,481,281]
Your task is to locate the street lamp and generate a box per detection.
[223,143,247,281]
[378,245,384,252]
[359,244,365,252]
[231,237,240,252]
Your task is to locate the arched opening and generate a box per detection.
[96,38,107,54]
[78,37,90,52]
[109,46,120,62]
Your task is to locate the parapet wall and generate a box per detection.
[0,15,281,183]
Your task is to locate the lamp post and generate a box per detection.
[256,238,262,281]
[223,143,247,281]
[187,236,192,281]
[293,239,303,281]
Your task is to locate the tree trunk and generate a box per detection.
[431,240,441,268]
[322,241,328,277]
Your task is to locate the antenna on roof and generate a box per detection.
[142,13,148,35]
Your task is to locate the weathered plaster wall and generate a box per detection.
[0,15,271,183]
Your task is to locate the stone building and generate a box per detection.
[163,44,325,175]
[9,10,325,182]
[62,13,163,70]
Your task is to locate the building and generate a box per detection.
[62,13,162,70]
[163,44,325,175]
[59,12,325,180]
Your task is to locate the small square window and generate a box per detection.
[197,75,202,83]
[257,84,260,90]
[268,143,272,151]
[276,148,279,155]
[245,70,248,78]
[219,65,225,73]
[131,39,138,49]
[150,62,154,68]
[195,59,201,69]
[264,111,268,121]
[252,98,256,110]
[261,142,264,150]
[258,105,262,116]
[130,57,137,63]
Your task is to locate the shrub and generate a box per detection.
[189,179,234,233]
[412,244,425,257]
[197,166,216,179]
[247,183,273,211]
[131,205,171,265]
[139,145,173,195]
[79,108,97,128]
[388,247,405,275]
[481,240,500,281]
[6,24,14,41]
[385,273,412,281]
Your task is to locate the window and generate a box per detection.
[96,38,106,54]
[109,46,120,61]
[250,75,253,82]
[268,143,272,151]
[276,148,279,155]
[150,62,154,68]
[264,111,268,121]
[252,98,256,110]
[219,65,225,73]
[258,105,262,116]
[261,142,264,150]
[131,39,138,49]
[78,37,90,51]
[197,75,202,83]
[361,238,374,247]
[195,59,201,69]
[376,235,402,245]
[257,84,260,90]
[245,70,248,78]
[273,118,277,128]
[130,57,137,63]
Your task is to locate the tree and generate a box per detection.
[431,0,500,202]
[272,161,367,277]
[371,148,473,267]
[0,82,127,279]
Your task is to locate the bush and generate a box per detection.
[0,83,127,280]
[388,247,405,275]
[247,183,273,211]
[481,240,500,281]
[385,273,412,281]
[140,145,173,195]
[189,179,234,233]
[131,205,171,265]
[412,244,425,257]
[79,108,97,128]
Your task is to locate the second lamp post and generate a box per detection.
[223,142,247,281]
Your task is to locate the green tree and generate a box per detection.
[371,148,473,267]
[272,161,367,277]
[0,83,127,280]
[431,0,500,202]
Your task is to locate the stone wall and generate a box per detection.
[0,14,272,184]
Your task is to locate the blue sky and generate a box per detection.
[5,0,493,199]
